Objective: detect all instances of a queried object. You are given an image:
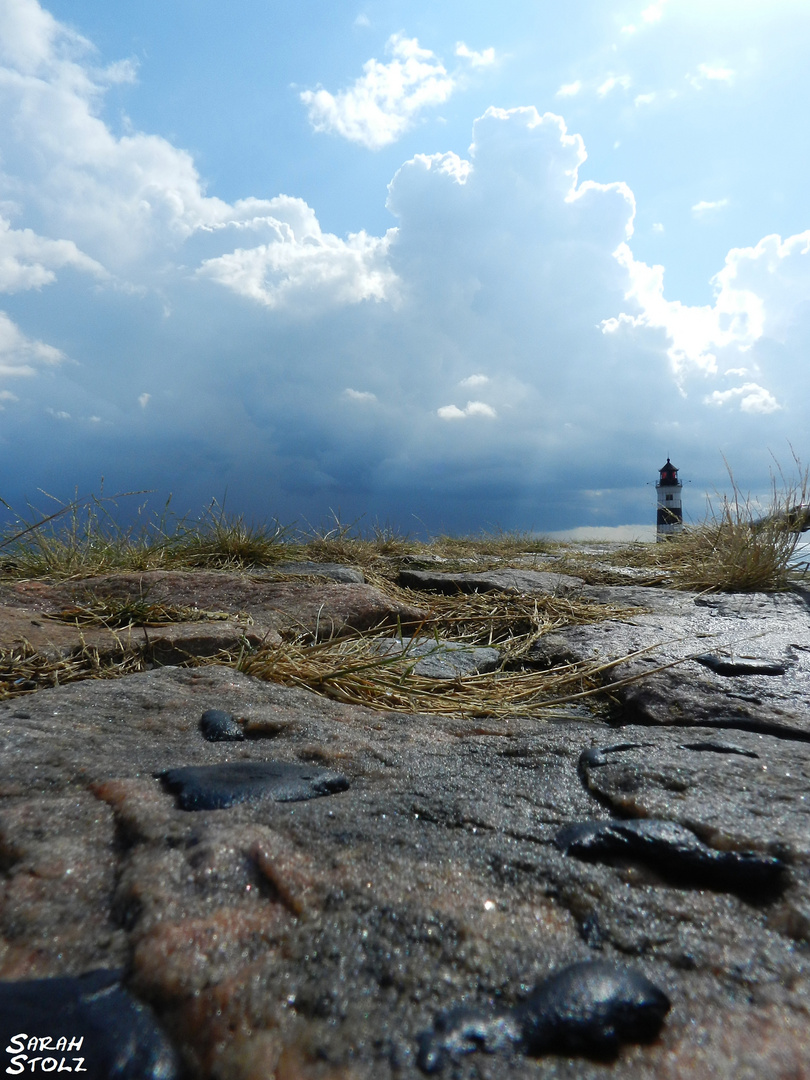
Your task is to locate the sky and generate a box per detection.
[1,0,809,538]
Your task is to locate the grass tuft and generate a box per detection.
[0,639,148,698]
[652,456,809,593]
[167,500,291,569]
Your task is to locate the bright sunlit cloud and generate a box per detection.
[688,62,735,89]
[704,383,781,413]
[455,42,496,68]
[437,401,497,420]
[300,33,457,149]
[692,198,730,216]
[597,75,632,97]
[556,80,582,97]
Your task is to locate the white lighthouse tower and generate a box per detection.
[656,458,683,541]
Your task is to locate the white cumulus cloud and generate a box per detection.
[641,0,668,23]
[704,383,781,414]
[597,75,632,97]
[455,42,495,68]
[692,198,730,216]
[197,217,399,313]
[0,310,65,380]
[437,400,497,420]
[688,62,735,89]
[343,388,378,402]
[299,33,456,150]
[556,80,582,98]
[0,217,106,293]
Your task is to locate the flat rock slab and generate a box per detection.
[2,666,810,1077]
[0,605,269,664]
[399,567,584,596]
[269,561,365,583]
[0,571,426,661]
[530,585,810,736]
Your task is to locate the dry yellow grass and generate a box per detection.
[234,629,673,719]
[0,638,148,698]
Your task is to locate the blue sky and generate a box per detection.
[1,0,809,537]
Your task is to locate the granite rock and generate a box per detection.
[374,636,501,679]
[0,571,426,669]
[1,663,810,1077]
[530,585,810,736]
[270,561,366,584]
[399,567,584,596]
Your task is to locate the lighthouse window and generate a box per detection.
[666,494,673,501]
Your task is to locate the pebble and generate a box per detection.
[199,707,244,742]
[0,969,179,1080]
[518,961,670,1057]
[555,818,785,892]
[158,760,350,810]
[415,961,669,1073]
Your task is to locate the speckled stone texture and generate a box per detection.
[0,570,427,661]
[1,654,810,1078]
[531,585,810,736]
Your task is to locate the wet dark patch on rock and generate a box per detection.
[158,761,350,810]
[578,912,606,950]
[415,961,670,1073]
[199,708,244,742]
[0,968,179,1080]
[695,654,788,676]
[416,1007,522,1073]
[555,818,786,893]
[578,743,649,771]
[680,739,759,758]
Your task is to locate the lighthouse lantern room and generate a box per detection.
[656,458,683,541]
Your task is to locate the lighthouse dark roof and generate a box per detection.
[658,457,680,486]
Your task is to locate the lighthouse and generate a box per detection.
[656,458,683,541]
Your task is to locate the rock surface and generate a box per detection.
[375,636,501,679]
[399,567,584,596]
[271,561,366,584]
[2,647,810,1077]
[2,561,810,1078]
[0,570,426,664]
[531,584,810,737]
